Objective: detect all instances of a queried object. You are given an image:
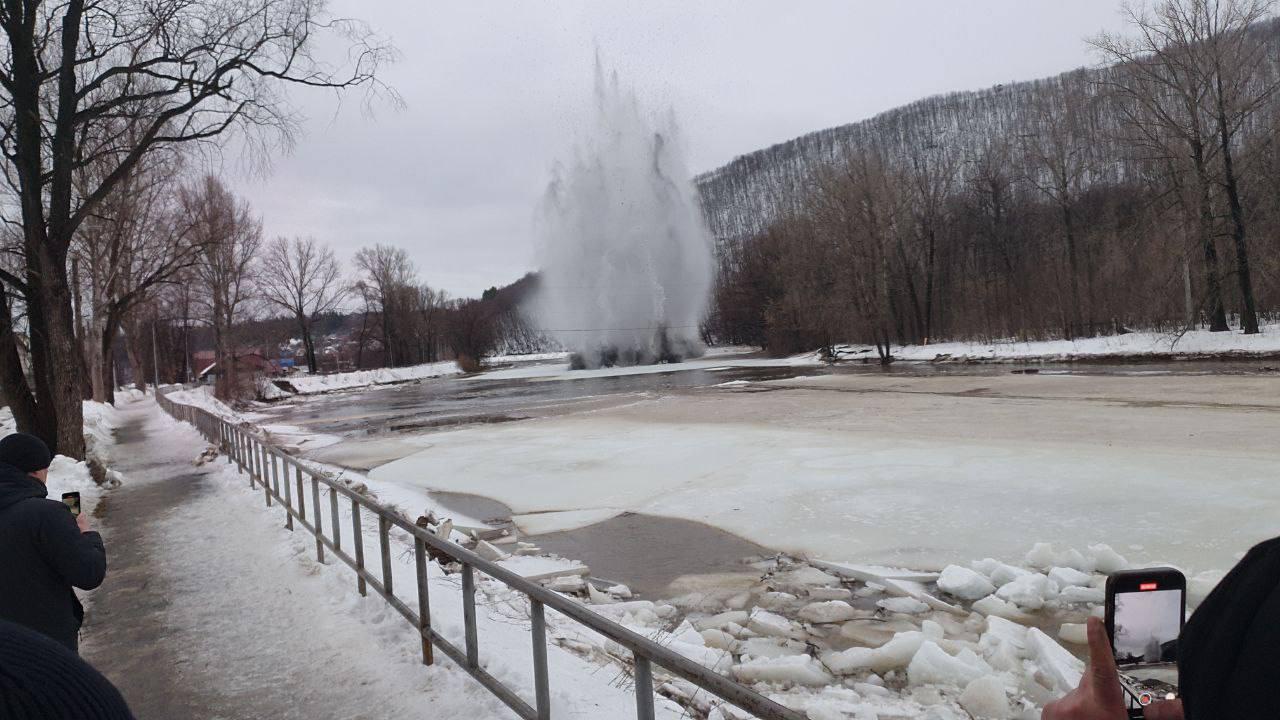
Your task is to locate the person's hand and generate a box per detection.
[1042,617,1126,720]
[75,511,91,533]
[1143,699,1183,720]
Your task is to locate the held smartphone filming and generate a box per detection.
[1105,568,1186,718]
[61,491,81,517]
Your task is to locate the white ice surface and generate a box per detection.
[369,414,1278,577]
[510,507,623,535]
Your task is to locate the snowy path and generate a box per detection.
[82,401,514,719]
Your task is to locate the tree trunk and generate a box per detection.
[299,314,318,373]
[1216,111,1259,334]
[0,290,42,437]
[1194,154,1229,332]
[37,269,86,458]
[1062,203,1084,339]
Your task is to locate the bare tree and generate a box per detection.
[258,236,346,373]
[354,244,417,367]
[73,145,201,402]
[1019,74,1099,337]
[1093,0,1279,334]
[0,0,396,455]
[186,176,262,401]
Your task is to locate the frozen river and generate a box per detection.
[257,355,1280,593]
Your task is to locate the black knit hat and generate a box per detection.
[0,620,135,719]
[0,433,52,473]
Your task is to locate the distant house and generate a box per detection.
[195,349,284,381]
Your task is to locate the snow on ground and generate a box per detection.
[281,360,461,394]
[114,403,515,719]
[152,401,693,719]
[837,323,1280,363]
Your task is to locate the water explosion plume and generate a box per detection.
[532,62,713,369]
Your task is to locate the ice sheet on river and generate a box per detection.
[368,415,1278,576]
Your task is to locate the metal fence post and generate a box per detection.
[531,600,551,720]
[295,466,306,522]
[311,477,325,564]
[463,564,478,669]
[634,655,655,720]
[379,516,393,596]
[247,440,256,488]
[414,537,434,666]
[282,458,294,531]
[270,453,280,500]
[330,489,342,552]
[262,443,272,507]
[351,500,367,596]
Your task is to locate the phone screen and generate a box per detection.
[1112,588,1181,664]
[62,492,81,517]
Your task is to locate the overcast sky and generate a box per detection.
[231,1,1132,298]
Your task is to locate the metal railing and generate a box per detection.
[156,391,803,720]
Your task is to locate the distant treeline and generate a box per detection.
[698,2,1280,358]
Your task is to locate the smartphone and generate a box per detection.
[61,491,81,517]
[1105,567,1186,718]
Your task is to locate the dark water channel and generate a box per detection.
[256,356,1279,440]
[428,490,767,597]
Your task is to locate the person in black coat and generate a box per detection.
[0,433,107,653]
[0,619,134,719]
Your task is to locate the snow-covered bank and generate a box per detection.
[153,401,691,719]
[265,353,573,398]
[836,323,1280,363]
[279,360,461,394]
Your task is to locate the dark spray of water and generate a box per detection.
[531,61,713,369]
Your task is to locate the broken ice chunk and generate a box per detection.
[546,575,586,593]
[732,654,834,687]
[806,586,855,602]
[907,641,994,687]
[1057,623,1088,645]
[994,573,1057,610]
[747,609,805,639]
[1057,585,1104,604]
[693,610,750,632]
[876,596,929,615]
[771,565,842,592]
[1048,566,1093,588]
[959,675,1013,719]
[937,565,996,601]
[474,539,509,562]
[822,621,944,675]
[972,596,1034,624]
[738,636,808,659]
[1026,627,1084,694]
[798,600,859,624]
[989,563,1034,587]
[1026,543,1089,572]
[1087,544,1129,574]
[701,628,737,651]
